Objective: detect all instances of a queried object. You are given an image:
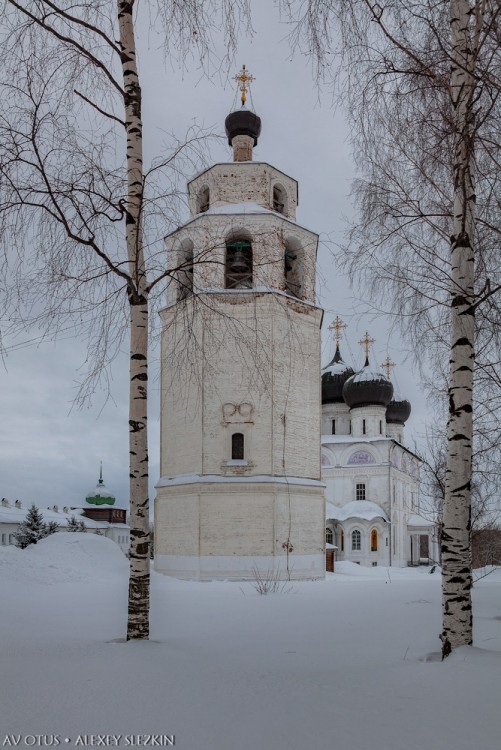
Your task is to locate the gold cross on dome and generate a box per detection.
[358,330,375,359]
[380,356,395,380]
[328,315,347,347]
[234,64,255,105]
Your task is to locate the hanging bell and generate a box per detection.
[284,250,297,272]
[230,248,249,272]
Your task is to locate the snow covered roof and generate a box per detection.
[202,201,273,216]
[407,514,435,529]
[321,436,422,463]
[349,367,388,383]
[157,473,325,489]
[322,435,391,444]
[0,504,126,530]
[326,500,389,523]
[322,361,351,376]
[165,202,317,238]
[160,286,321,314]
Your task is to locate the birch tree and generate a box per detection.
[284,0,501,656]
[0,0,250,639]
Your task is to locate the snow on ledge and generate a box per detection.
[156,473,325,489]
[326,500,389,522]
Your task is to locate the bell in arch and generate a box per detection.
[228,241,251,272]
[230,248,249,272]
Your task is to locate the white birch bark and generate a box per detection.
[117,0,150,640]
[441,0,480,658]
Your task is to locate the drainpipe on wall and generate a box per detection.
[388,441,396,567]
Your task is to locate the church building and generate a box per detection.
[322,322,438,568]
[154,69,437,580]
[154,68,326,580]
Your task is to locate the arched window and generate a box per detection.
[225,239,253,289]
[231,432,244,460]
[284,237,303,299]
[326,527,333,545]
[177,239,194,300]
[352,529,361,551]
[198,186,210,213]
[272,184,286,214]
[371,528,378,552]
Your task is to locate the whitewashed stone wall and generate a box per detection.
[165,213,318,305]
[188,162,298,220]
[321,401,351,436]
[322,436,427,567]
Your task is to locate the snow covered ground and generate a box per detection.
[1,534,500,750]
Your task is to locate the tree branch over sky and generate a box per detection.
[0,0,251,640]
[284,0,501,656]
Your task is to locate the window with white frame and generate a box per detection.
[351,529,361,551]
[356,483,366,501]
[326,527,333,545]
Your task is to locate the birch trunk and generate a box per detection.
[117,0,150,640]
[441,0,480,658]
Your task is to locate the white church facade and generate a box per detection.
[321,334,438,569]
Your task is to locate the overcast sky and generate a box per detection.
[0,1,433,511]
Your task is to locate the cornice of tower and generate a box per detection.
[188,161,298,193]
[164,205,318,242]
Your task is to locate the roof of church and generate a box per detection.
[85,465,116,506]
[225,105,262,146]
[343,358,394,408]
[164,202,318,239]
[321,345,355,404]
[386,396,412,424]
[326,500,389,522]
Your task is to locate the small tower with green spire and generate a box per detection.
[85,462,116,506]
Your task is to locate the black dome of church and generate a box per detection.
[321,345,355,404]
[225,65,261,149]
[386,396,411,424]
[225,107,262,146]
[342,358,394,409]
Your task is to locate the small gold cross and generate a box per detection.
[358,330,375,359]
[380,356,395,380]
[234,64,255,105]
[328,315,347,347]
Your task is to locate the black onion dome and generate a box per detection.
[321,346,355,404]
[386,397,411,424]
[225,106,262,146]
[342,359,394,408]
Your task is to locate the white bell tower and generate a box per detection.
[154,69,325,580]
